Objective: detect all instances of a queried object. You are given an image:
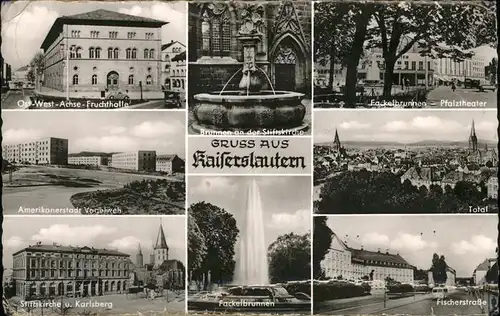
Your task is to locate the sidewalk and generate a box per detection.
[329,293,432,314]
[35,87,164,100]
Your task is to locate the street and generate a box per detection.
[1,90,33,109]
[427,86,496,108]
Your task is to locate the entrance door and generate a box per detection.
[274,46,297,91]
[107,71,119,90]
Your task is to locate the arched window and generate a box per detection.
[89,47,95,59]
[164,54,170,62]
[113,48,119,59]
[149,49,155,59]
[70,46,77,59]
[132,48,137,59]
[144,49,149,59]
[128,75,134,85]
[95,47,101,59]
[126,48,131,59]
[201,6,232,57]
[72,75,79,85]
[92,75,97,85]
[146,75,152,85]
[107,48,113,59]
[75,47,82,59]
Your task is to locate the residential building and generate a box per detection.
[110,151,156,171]
[2,137,68,165]
[13,66,30,83]
[488,176,498,199]
[161,40,186,92]
[12,242,131,299]
[473,258,497,285]
[40,9,168,94]
[68,155,108,166]
[321,232,415,283]
[189,1,311,97]
[156,154,184,174]
[433,55,487,85]
[427,266,456,286]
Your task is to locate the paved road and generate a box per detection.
[1,90,33,109]
[427,86,496,108]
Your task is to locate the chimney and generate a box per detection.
[171,40,173,43]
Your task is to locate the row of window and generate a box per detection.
[68,46,157,60]
[70,29,155,40]
[72,74,154,85]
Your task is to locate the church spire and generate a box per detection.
[333,128,341,151]
[470,119,476,137]
[154,222,169,250]
[468,119,478,151]
[138,243,142,255]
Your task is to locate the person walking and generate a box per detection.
[451,81,456,92]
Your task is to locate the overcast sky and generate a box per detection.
[324,215,497,277]
[2,216,186,275]
[188,176,311,249]
[314,110,497,144]
[1,1,187,70]
[2,111,185,157]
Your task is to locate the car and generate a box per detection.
[164,90,182,108]
[479,84,496,92]
[106,91,130,101]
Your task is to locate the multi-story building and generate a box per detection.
[321,232,415,283]
[156,154,184,174]
[473,258,497,285]
[1,54,13,86]
[40,9,168,94]
[110,151,156,171]
[12,242,131,300]
[13,66,30,84]
[2,137,68,165]
[189,1,311,97]
[433,55,487,85]
[68,155,108,166]
[427,266,456,286]
[161,40,186,92]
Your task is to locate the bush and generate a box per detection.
[285,281,311,296]
[314,282,370,302]
[387,283,414,293]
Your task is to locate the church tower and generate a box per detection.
[333,129,342,152]
[136,243,143,267]
[153,221,169,268]
[468,119,478,151]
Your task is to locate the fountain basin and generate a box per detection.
[192,90,307,132]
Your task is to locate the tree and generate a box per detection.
[313,216,333,279]
[188,201,239,283]
[368,2,497,98]
[29,51,45,88]
[430,253,448,285]
[488,57,497,84]
[268,233,311,283]
[188,215,207,271]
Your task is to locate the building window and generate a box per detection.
[90,31,100,38]
[108,48,113,59]
[126,48,132,59]
[113,48,119,59]
[127,32,136,39]
[70,45,77,59]
[149,49,155,59]
[128,75,134,85]
[72,75,79,85]
[89,47,95,59]
[92,75,97,85]
[71,30,81,38]
[109,31,118,39]
[418,61,423,70]
[411,61,416,70]
[144,49,149,59]
[145,32,154,40]
[132,48,137,59]
[75,47,82,59]
[201,5,232,57]
[95,47,101,59]
[146,75,152,85]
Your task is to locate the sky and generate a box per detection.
[1,1,187,70]
[2,111,185,156]
[2,216,186,276]
[314,110,498,144]
[188,176,312,248]
[324,215,497,277]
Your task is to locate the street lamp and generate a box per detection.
[60,43,75,101]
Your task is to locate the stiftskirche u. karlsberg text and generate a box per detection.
[191,139,306,169]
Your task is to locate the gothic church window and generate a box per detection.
[200,4,232,57]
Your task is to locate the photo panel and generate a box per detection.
[313,1,497,108]
[313,214,498,315]
[188,1,312,136]
[187,175,312,313]
[2,111,186,215]
[2,216,187,315]
[1,1,187,110]
[313,110,498,214]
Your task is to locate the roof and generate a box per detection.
[154,224,169,250]
[41,9,168,51]
[157,154,179,161]
[161,41,185,51]
[475,258,492,271]
[172,51,186,62]
[13,244,129,257]
[348,247,413,268]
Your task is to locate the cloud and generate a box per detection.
[2,128,44,144]
[390,233,437,252]
[102,126,127,135]
[339,121,371,130]
[451,235,496,256]
[31,224,117,246]
[361,232,390,247]
[268,209,311,232]
[130,121,184,138]
[109,236,147,251]
[1,4,59,68]
[191,177,235,195]
[4,236,24,248]
[382,116,462,134]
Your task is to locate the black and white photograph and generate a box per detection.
[313,110,498,214]
[313,1,497,108]
[2,111,186,215]
[313,215,499,315]
[1,1,186,110]
[187,176,311,313]
[187,1,312,135]
[2,216,186,315]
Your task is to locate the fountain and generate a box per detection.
[234,179,269,285]
[191,4,307,133]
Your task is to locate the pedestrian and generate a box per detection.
[401,79,405,90]
[451,81,456,92]
[405,78,410,90]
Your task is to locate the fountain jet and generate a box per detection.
[234,179,269,285]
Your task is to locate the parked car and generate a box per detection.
[479,84,497,92]
[106,91,130,101]
[164,90,182,108]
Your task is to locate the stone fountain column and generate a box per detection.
[238,34,262,93]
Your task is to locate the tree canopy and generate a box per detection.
[313,216,333,279]
[268,232,311,283]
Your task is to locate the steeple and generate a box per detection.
[333,129,342,152]
[136,243,143,267]
[154,223,169,250]
[468,119,478,151]
[153,220,169,268]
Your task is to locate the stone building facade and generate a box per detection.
[12,243,131,300]
[188,1,311,99]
